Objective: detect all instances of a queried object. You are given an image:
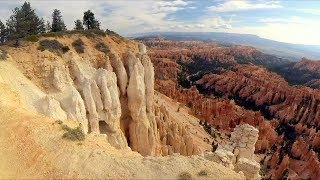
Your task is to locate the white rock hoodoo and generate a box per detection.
[36,42,202,156]
[205,124,261,179]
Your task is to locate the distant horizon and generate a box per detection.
[0,0,319,45]
[128,31,320,47]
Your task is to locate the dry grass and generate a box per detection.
[0,50,7,60]
[61,125,85,141]
[95,42,110,54]
[178,172,193,180]
[198,170,208,176]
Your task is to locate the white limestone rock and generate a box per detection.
[40,95,67,120]
[59,87,88,133]
[138,43,147,54]
[235,158,261,180]
[204,150,235,169]
[66,54,127,148]
[141,55,154,114]
[126,52,156,155]
[209,124,261,180]
[52,67,66,91]
[109,50,128,95]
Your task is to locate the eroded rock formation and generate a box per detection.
[196,65,320,127]
[155,104,202,156]
[205,124,261,179]
[275,58,320,89]
[142,38,320,179]
[157,84,278,153]
[8,38,209,157]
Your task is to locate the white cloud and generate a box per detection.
[157,0,190,7]
[227,17,320,45]
[259,16,303,24]
[153,0,191,13]
[208,0,282,12]
[167,16,232,31]
[0,0,196,34]
[297,8,320,16]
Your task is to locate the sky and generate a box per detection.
[0,0,319,45]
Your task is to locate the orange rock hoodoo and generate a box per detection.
[142,38,320,179]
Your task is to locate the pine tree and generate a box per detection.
[0,20,6,43]
[45,20,51,33]
[6,7,23,45]
[51,9,66,32]
[37,18,46,34]
[83,10,100,30]
[74,19,84,30]
[6,2,43,44]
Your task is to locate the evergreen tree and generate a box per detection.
[0,20,6,43]
[5,8,19,41]
[6,2,43,44]
[74,19,84,30]
[83,10,100,30]
[51,9,66,32]
[45,20,51,32]
[37,18,46,34]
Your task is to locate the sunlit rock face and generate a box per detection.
[29,41,206,157]
[205,124,261,180]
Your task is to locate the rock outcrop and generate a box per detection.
[229,124,260,179]
[205,124,261,179]
[1,36,211,157]
[155,104,202,156]
[126,49,159,156]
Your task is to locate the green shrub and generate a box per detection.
[62,45,70,53]
[0,50,8,60]
[42,31,65,38]
[197,170,208,176]
[178,172,193,180]
[186,102,193,108]
[55,120,63,125]
[95,42,110,54]
[83,29,106,37]
[72,38,85,53]
[106,29,117,36]
[37,46,45,51]
[39,29,120,39]
[38,39,69,55]
[41,29,110,38]
[106,29,122,37]
[62,125,85,141]
[25,35,39,42]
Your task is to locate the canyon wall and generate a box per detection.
[142,38,320,179]
[3,36,211,157]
